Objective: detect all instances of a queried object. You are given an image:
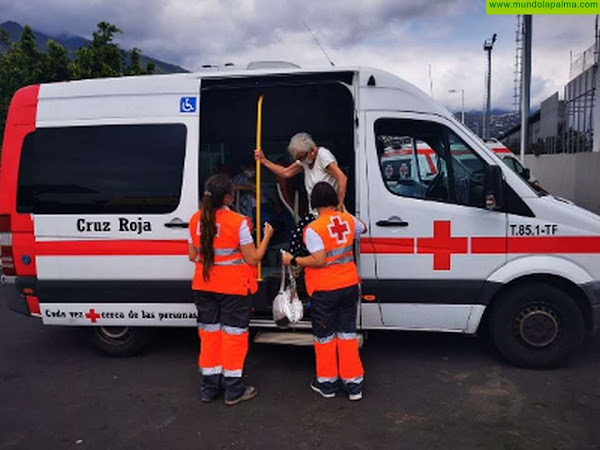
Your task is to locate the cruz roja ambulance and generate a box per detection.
[1,65,599,368]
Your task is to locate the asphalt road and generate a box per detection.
[1,288,600,450]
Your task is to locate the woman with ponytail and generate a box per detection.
[188,173,273,406]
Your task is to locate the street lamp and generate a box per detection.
[483,33,497,139]
[449,89,465,124]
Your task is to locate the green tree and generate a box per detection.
[0,26,47,142]
[72,21,123,79]
[126,47,156,76]
[1,21,160,143]
[127,47,143,75]
[11,25,45,85]
[145,61,156,75]
[0,29,10,47]
[44,40,72,82]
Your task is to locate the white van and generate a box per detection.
[1,66,599,368]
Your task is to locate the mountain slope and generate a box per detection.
[0,20,188,74]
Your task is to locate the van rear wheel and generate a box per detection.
[90,326,151,356]
[489,282,585,369]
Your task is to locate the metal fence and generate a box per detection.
[570,43,596,80]
[562,59,596,153]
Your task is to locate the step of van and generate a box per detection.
[253,330,364,347]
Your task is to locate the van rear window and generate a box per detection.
[17,124,186,214]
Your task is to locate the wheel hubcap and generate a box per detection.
[99,326,130,340]
[515,305,560,347]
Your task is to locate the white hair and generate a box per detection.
[287,133,315,159]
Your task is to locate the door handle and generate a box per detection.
[376,216,409,227]
[164,218,189,229]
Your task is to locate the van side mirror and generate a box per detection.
[484,165,505,210]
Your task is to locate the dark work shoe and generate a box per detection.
[200,388,221,403]
[224,386,257,406]
[310,381,336,398]
[201,394,218,403]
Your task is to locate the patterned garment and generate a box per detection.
[289,212,316,257]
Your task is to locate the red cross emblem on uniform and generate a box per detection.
[416,220,468,270]
[328,216,350,244]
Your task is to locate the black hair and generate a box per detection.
[200,174,233,280]
[310,182,338,209]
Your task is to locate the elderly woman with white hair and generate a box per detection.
[254,132,348,257]
[254,132,347,211]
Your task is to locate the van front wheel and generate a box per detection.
[489,282,585,369]
[90,326,151,356]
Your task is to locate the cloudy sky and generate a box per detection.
[1,0,597,111]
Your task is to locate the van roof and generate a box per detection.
[41,65,410,88]
[38,66,451,119]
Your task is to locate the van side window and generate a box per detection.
[17,124,186,214]
[374,119,486,208]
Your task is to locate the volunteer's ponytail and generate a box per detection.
[199,174,233,281]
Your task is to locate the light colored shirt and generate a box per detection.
[298,147,338,209]
[304,216,366,253]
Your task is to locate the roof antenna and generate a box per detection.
[302,19,335,67]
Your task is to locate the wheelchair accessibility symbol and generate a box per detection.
[180,96,197,113]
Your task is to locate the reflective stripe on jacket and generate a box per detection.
[304,210,359,295]
[189,208,258,295]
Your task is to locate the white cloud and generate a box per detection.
[1,1,596,111]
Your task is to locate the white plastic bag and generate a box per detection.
[272,264,304,328]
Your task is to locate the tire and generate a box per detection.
[90,326,151,357]
[489,282,585,369]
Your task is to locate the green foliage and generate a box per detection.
[72,22,123,79]
[45,40,71,82]
[0,29,10,47]
[0,26,46,144]
[127,47,143,76]
[0,21,158,145]
[126,47,155,76]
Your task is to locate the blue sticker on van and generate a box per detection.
[180,97,197,113]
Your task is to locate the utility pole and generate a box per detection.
[483,33,497,140]
[513,15,523,115]
[520,16,532,163]
[592,15,599,152]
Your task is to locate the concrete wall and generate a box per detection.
[540,92,560,153]
[540,93,559,140]
[524,152,600,214]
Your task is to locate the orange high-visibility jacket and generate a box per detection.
[189,208,258,295]
[303,210,359,295]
